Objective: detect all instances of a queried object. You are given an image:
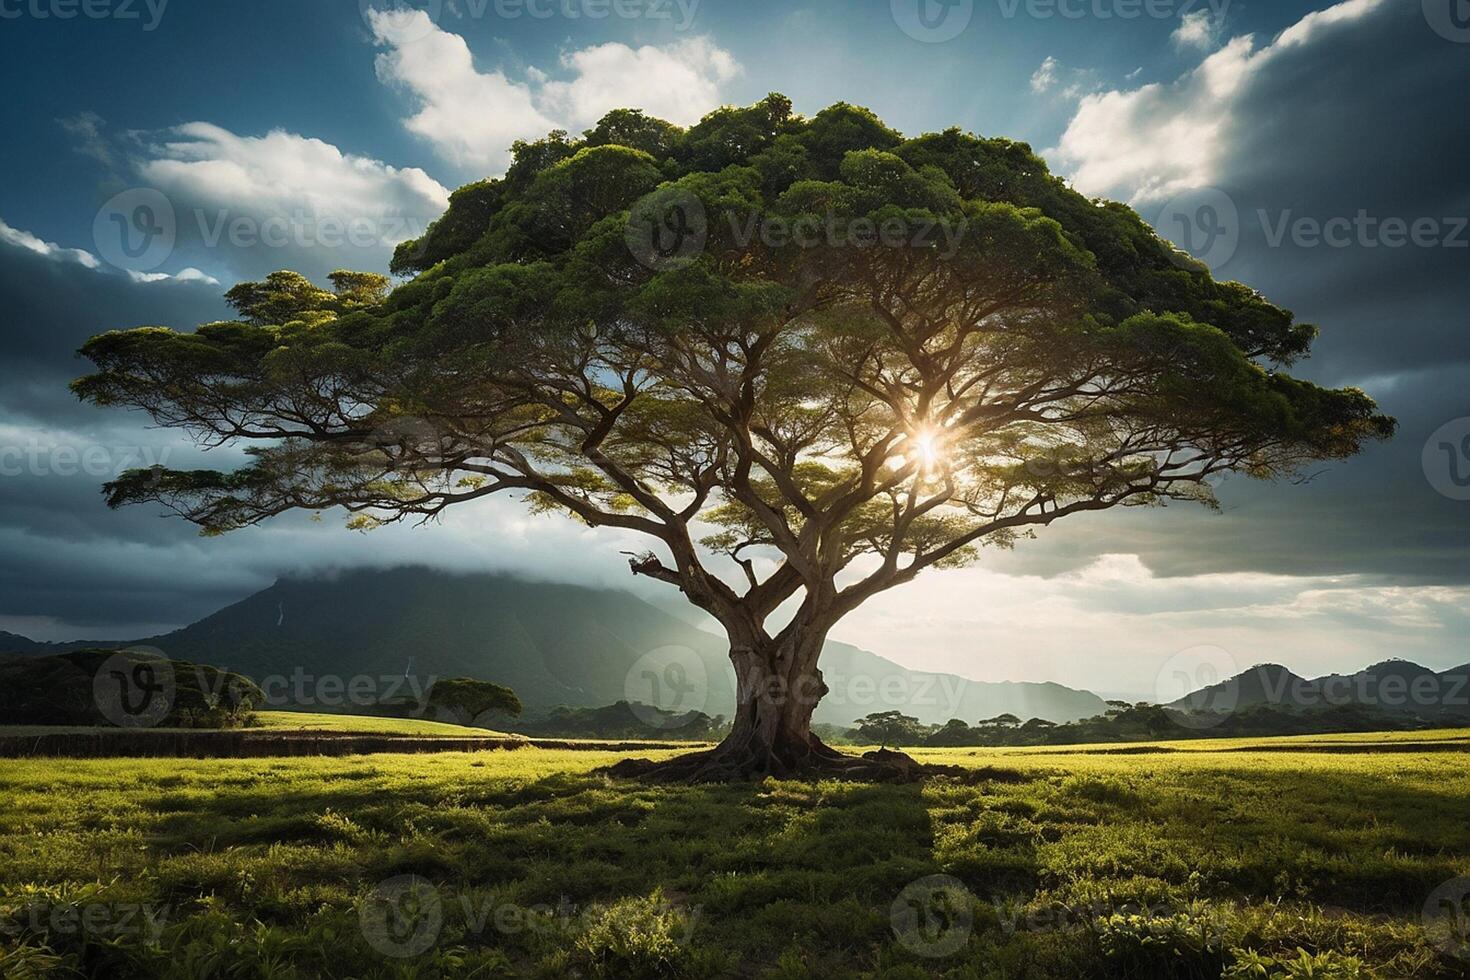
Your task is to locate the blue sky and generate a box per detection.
[1,0,1467,696]
[0,0,1346,249]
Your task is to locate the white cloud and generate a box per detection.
[1170,9,1221,51]
[0,217,218,286]
[1051,0,1387,203]
[367,10,557,173]
[0,218,102,269]
[833,552,1470,696]
[1029,55,1098,101]
[130,267,219,284]
[537,38,740,130]
[1030,56,1059,93]
[367,10,740,174]
[132,122,450,281]
[140,122,449,224]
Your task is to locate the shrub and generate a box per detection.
[1225,948,1370,979]
[570,890,698,979]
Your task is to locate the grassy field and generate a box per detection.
[2,734,1468,978]
[931,727,1470,754]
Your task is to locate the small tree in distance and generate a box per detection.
[73,95,1392,780]
[854,710,929,748]
[424,677,522,729]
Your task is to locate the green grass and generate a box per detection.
[2,732,1468,978]
[922,726,1470,754]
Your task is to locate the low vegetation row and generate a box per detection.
[835,702,1459,749]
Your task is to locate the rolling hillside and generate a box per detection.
[1169,659,1470,719]
[0,568,1108,726]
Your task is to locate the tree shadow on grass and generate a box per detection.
[131,761,970,972]
[26,751,1470,977]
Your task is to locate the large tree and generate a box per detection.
[74,96,1392,780]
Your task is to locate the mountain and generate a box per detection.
[1171,663,1311,714]
[0,568,1108,727]
[1169,658,1470,719]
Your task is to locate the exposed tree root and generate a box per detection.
[600,737,1003,785]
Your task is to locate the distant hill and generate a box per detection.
[1171,663,1310,713]
[0,631,120,657]
[1169,658,1470,719]
[0,568,1108,727]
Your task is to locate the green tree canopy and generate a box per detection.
[854,710,929,748]
[73,94,1392,780]
[424,677,522,728]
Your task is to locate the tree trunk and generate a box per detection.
[604,632,946,783]
[711,638,839,775]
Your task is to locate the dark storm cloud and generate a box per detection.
[0,234,226,375]
[0,231,237,631]
[1209,1,1470,383]
[1005,0,1470,585]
